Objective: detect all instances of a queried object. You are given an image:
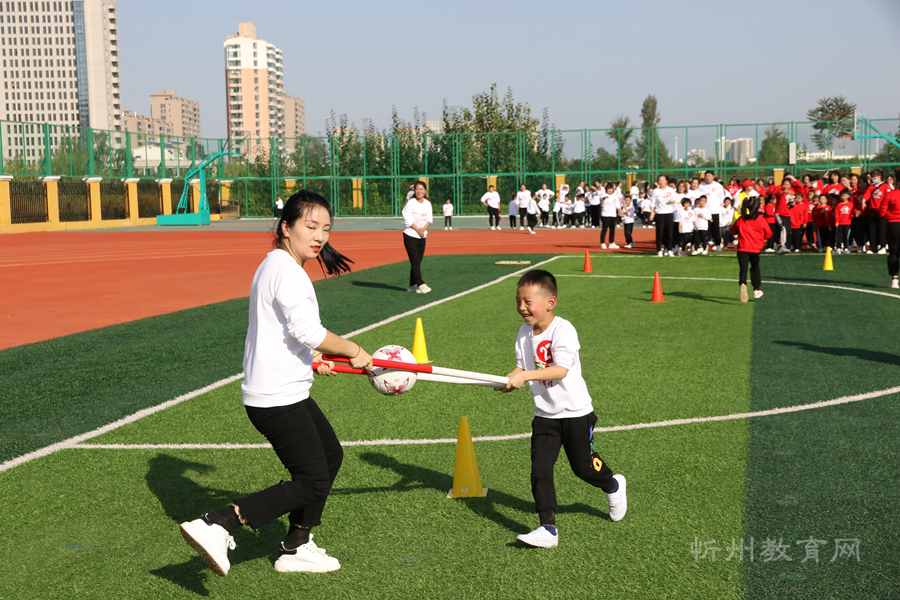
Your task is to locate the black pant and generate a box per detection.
[531,412,615,525]
[696,229,709,249]
[680,231,693,252]
[869,211,887,250]
[444,216,452,228]
[540,210,549,226]
[519,207,527,227]
[836,224,851,249]
[403,233,427,286]
[886,222,900,277]
[710,214,721,246]
[487,206,500,227]
[737,251,761,290]
[655,213,674,251]
[552,211,561,226]
[235,398,343,530]
[624,222,633,245]
[509,214,517,228]
[590,205,601,227]
[791,227,804,250]
[721,226,734,248]
[806,222,817,247]
[527,212,538,230]
[766,223,779,249]
[601,216,617,244]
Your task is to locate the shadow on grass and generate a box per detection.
[764,275,880,289]
[146,454,284,596]
[333,452,608,536]
[664,291,737,305]
[774,341,900,366]
[351,281,407,292]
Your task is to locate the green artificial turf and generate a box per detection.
[743,255,900,599]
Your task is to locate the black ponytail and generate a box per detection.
[274,190,354,276]
[740,196,761,221]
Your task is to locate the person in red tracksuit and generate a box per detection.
[834,190,855,253]
[775,180,793,250]
[731,196,772,303]
[878,186,900,289]
[863,169,890,253]
[789,194,807,252]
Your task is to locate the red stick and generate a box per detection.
[323,353,433,374]
[313,361,367,374]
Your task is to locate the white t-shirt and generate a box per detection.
[622,203,636,224]
[651,187,677,214]
[275,198,284,209]
[686,188,703,205]
[242,249,327,408]
[402,198,433,239]
[516,190,532,209]
[694,206,711,230]
[559,186,569,202]
[527,197,538,215]
[536,189,554,204]
[600,194,621,217]
[698,180,726,215]
[563,199,573,215]
[588,190,601,206]
[678,207,695,233]
[640,198,652,213]
[573,198,585,213]
[630,185,640,200]
[481,191,501,209]
[720,205,735,226]
[442,203,453,216]
[515,316,593,419]
[538,197,550,212]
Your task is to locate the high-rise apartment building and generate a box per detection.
[727,138,755,166]
[0,0,121,160]
[122,109,172,141]
[283,92,304,141]
[150,88,199,139]
[224,22,284,145]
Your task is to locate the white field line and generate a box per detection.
[0,257,560,473]
[557,274,900,300]
[0,374,244,473]
[72,384,900,451]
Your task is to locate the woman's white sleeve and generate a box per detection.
[275,275,328,351]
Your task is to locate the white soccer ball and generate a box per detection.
[367,345,417,396]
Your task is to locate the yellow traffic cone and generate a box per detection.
[412,317,430,363]
[447,416,488,498]
[823,247,834,271]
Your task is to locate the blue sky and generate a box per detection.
[119,0,900,143]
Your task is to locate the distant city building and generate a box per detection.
[283,92,305,140]
[122,109,173,145]
[687,148,706,164]
[150,89,200,139]
[726,138,754,166]
[0,0,121,161]
[224,22,284,146]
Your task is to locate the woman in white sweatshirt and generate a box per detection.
[180,191,373,577]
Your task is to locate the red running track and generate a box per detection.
[0,227,657,350]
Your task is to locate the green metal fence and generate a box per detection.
[1,117,897,218]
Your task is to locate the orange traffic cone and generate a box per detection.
[651,271,664,302]
[447,417,488,498]
[583,250,593,273]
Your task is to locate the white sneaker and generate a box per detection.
[691,250,700,256]
[516,525,558,548]
[891,278,899,290]
[407,285,418,293]
[657,251,663,257]
[866,250,874,254]
[609,243,620,249]
[448,227,452,230]
[416,283,432,294]
[274,536,341,573]
[740,283,749,303]
[519,226,524,230]
[607,474,627,522]
[180,516,236,577]
[701,249,708,255]
[529,229,536,234]
[793,249,800,253]
[625,243,633,248]
[754,290,764,299]
[490,226,495,230]
[667,251,675,257]
[778,247,790,254]
[444,227,448,230]
[877,247,887,255]
[600,243,607,249]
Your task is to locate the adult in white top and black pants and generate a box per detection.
[649,175,677,256]
[402,181,433,294]
[481,185,502,230]
[516,184,532,231]
[179,191,374,576]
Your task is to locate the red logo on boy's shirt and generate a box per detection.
[535,340,554,387]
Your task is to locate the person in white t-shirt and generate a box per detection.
[720,198,736,248]
[535,184,554,227]
[573,194,586,228]
[677,198,695,255]
[588,182,602,228]
[621,196,636,248]
[496,269,627,548]
[685,178,703,206]
[599,182,622,248]
[639,194,652,228]
[552,192,563,228]
[562,195,574,227]
[481,185,502,230]
[179,191,374,576]
[649,175,677,256]
[442,198,454,230]
[526,193,539,234]
[402,181,434,293]
[692,196,712,255]
[698,170,726,250]
[516,184,532,231]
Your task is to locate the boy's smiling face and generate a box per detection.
[516,284,557,333]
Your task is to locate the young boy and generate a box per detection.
[442,198,454,230]
[677,197,695,255]
[693,196,712,255]
[497,270,627,548]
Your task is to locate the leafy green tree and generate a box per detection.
[606,115,635,167]
[757,124,789,166]
[634,95,672,170]
[807,96,856,151]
